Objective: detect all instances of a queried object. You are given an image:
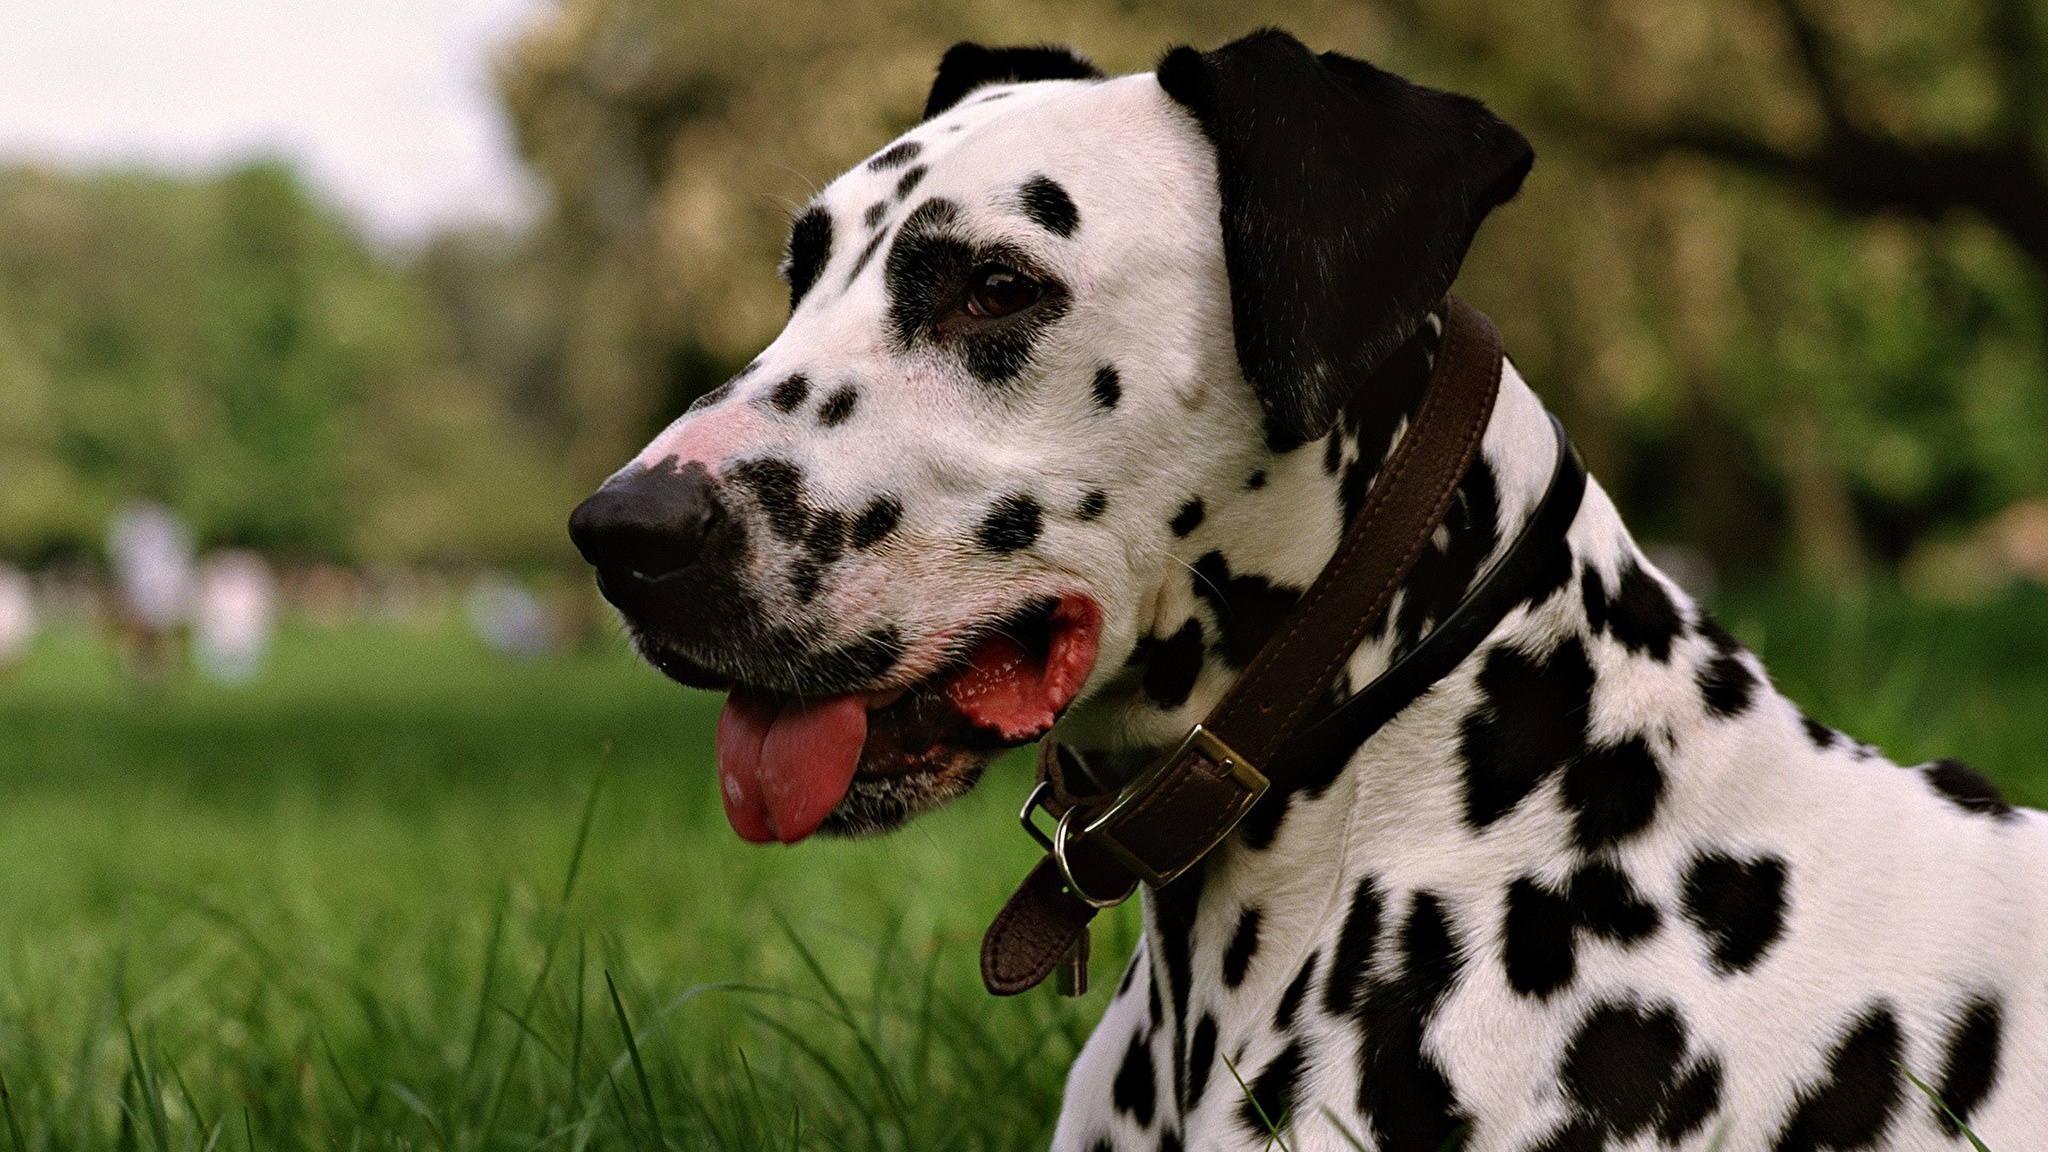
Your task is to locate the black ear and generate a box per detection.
[922,42,1103,120]
[1156,29,1533,450]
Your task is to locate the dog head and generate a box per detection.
[568,30,1531,843]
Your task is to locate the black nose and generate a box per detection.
[568,460,724,584]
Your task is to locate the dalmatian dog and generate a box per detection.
[568,29,2047,1151]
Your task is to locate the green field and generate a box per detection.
[1,586,2045,1150]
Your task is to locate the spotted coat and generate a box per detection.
[583,32,2048,1151]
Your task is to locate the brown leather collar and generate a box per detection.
[982,294,1582,997]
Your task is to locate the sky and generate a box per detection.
[0,0,550,246]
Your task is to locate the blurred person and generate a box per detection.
[465,572,554,659]
[193,550,278,684]
[106,500,194,680]
[0,565,34,671]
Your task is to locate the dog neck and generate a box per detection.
[1058,316,1593,786]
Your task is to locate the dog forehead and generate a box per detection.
[817,73,1199,226]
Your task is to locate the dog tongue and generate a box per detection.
[716,691,867,844]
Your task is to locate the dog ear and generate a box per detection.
[1157,29,1533,450]
[922,42,1103,120]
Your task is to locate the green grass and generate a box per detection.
[0,584,2043,1149]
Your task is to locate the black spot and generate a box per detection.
[844,229,888,285]
[1533,1000,1724,1149]
[882,199,965,338]
[1245,470,1266,490]
[1559,736,1664,851]
[803,509,845,565]
[728,457,811,542]
[1147,971,1162,1035]
[783,208,832,309]
[1323,429,1344,475]
[1504,878,1575,998]
[1352,893,1470,1152]
[1563,1003,1687,1138]
[883,197,1067,383]
[1139,619,1204,710]
[1584,560,1683,661]
[1171,499,1205,538]
[1274,951,1317,1033]
[1505,866,1660,1000]
[1116,953,1141,999]
[1091,365,1121,408]
[817,386,858,427]
[1801,713,1839,750]
[1190,551,1304,670]
[862,200,888,229]
[1238,1041,1304,1137]
[1579,567,1606,633]
[687,379,734,412]
[1185,1014,1217,1112]
[1932,997,2003,1135]
[1158,1129,1182,1152]
[1695,614,1757,718]
[1323,876,1381,1015]
[1569,862,1659,944]
[768,374,810,413]
[1698,654,1756,717]
[1334,320,1440,513]
[1112,1031,1157,1126]
[894,164,928,200]
[975,495,1042,553]
[1221,908,1261,988]
[1682,852,1787,974]
[850,497,901,549]
[1773,1007,1903,1152]
[1151,867,1204,1112]
[1657,1061,1724,1143]
[790,561,822,602]
[1389,457,1499,655]
[1077,488,1108,521]
[1518,535,1578,615]
[920,42,1102,120]
[867,140,922,171]
[1921,759,2015,819]
[1459,639,1595,829]
[1019,174,1079,236]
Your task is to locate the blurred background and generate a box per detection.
[2,1,2047,1146]
[4,0,2048,640]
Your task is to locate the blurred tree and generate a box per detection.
[495,0,2048,584]
[1386,0,2048,579]
[0,163,578,565]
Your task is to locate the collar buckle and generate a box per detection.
[1026,725,1267,905]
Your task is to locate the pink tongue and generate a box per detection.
[716,691,867,844]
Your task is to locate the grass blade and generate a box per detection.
[124,1023,175,1152]
[605,971,668,1151]
[560,749,609,907]
[1900,1062,1993,1151]
[0,1065,27,1152]
[460,886,511,1089]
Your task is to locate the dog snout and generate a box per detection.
[568,460,733,601]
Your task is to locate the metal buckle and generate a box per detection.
[1018,779,1057,852]
[1051,809,1140,908]
[1031,725,1268,905]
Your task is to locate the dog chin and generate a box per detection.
[819,752,998,836]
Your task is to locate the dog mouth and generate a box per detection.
[700,593,1102,843]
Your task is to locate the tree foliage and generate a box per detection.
[497,0,2048,583]
[0,163,578,564]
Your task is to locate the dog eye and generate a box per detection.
[964,264,1043,318]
